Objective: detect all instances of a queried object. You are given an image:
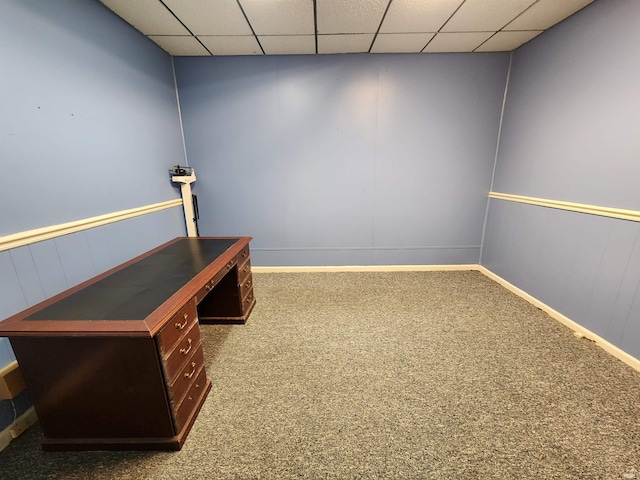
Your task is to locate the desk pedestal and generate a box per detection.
[0,237,254,451]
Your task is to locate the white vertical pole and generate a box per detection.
[180,183,197,237]
[172,169,198,237]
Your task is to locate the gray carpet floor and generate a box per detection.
[0,271,639,479]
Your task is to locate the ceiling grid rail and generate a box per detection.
[98,0,596,56]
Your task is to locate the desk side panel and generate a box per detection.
[10,336,174,440]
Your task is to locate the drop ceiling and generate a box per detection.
[99,0,595,56]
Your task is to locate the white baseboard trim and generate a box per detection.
[253,263,640,372]
[252,264,479,273]
[0,406,37,453]
[477,266,640,373]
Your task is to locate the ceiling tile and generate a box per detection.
[380,0,463,33]
[103,0,585,56]
[161,0,252,36]
[148,36,210,55]
[259,35,316,55]
[318,34,374,54]
[198,36,263,55]
[504,0,595,31]
[424,32,494,52]
[240,0,314,35]
[370,33,435,53]
[475,30,543,51]
[317,0,389,34]
[100,0,189,35]
[442,0,536,32]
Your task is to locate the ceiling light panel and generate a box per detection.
[240,0,315,35]
[161,0,252,36]
[380,0,463,33]
[259,35,316,55]
[318,34,374,54]
[371,33,435,53]
[504,0,594,31]
[442,0,536,32]
[475,30,542,51]
[198,36,263,55]
[317,0,389,34]
[149,36,210,55]
[424,32,493,52]
[100,0,189,35]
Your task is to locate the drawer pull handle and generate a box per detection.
[245,280,251,289]
[180,338,193,355]
[206,283,213,291]
[226,261,233,270]
[242,250,248,258]
[245,295,252,303]
[243,266,250,273]
[196,383,200,389]
[175,313,189,330]
[184,362,196,379]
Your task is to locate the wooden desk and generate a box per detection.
[0,237,255,451]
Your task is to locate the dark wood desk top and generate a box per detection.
[0,237,251,338]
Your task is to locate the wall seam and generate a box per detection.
[609,226,640,342]
[172,57,189,168]
[479,52,513,264]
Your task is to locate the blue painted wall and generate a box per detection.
[0,0,185,235]
[482,0,640,359]
[0,0,187,429]
[2,0,638,437]
[174,53,510,266]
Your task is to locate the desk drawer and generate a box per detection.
[238,245,250,263]
[240,273,253,300]
[194,263,236,305]
[242,289,254,313]
[174,366,207,432]
[157,299,197,353]
[238,257,251,285]
[168,344,204,406]
[224,257,237,273]
[161,322,202,382]
[194,280,214,305]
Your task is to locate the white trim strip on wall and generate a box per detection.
[489,192,640,223]
[0,199,183,252]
